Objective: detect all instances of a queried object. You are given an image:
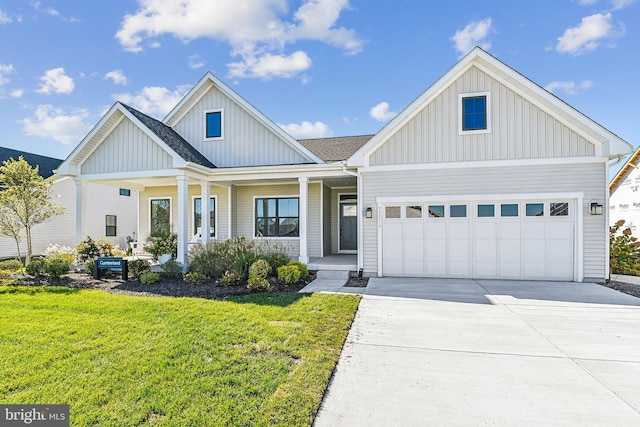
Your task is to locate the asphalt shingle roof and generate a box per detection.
[121,103,216,169]
[0,147,62,178]
[298,135,374,162]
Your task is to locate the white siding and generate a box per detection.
[369,66,596,166]
[172,85,311,167]
[361,162,606,280]
[81,118,173,174]
[323,183,332,256]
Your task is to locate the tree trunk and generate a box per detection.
[25,226,32,265]
[13,238,23,267]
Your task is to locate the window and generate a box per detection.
[406,206,422,219]
[385,206,401,218]
[526,203,544,217]
[194,198,215,236]
[459,92,490,134]
[550,202,569,216]
[501,204,519,217]
[105,215,117,237]
[450,205,467,218]
[150,198,171,234]
[255,197,299,237]
[428,205,445,218]
[119,188,131,197]
[478,204,495,217]
[205,110,223,139]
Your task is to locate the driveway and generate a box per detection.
[314,278,640,426]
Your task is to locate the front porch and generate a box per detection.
[308,255,357,271]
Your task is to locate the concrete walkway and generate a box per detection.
[314,278,640,426]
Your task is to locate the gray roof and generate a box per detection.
[0,146,62,178]
[121,103,216,169]
[298,135,374,162]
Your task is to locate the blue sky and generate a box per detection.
[0,0,638,174]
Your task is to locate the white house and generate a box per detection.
[0,147,138,258]
[56,47,632,282]
[610,146,640,233]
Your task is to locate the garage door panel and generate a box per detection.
[498,222,521,239]
[426,222,446,239]
[426,261,447,276]
[549,222,573,239]
[448,240,470,262]
[499,240,521,262]
[402,223,423,239]
[448,222,470,239]
[475,222,497,239]
[524,222,546,239]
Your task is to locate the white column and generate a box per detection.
[176,175,190,267]
[298,177,309,264]
[75,179,87,243]
[200,181,211,245]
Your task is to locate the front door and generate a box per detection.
[340,202,358,251]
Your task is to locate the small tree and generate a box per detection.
[0,204,24,265]
[0,156,65,264]
[610,219,640,276]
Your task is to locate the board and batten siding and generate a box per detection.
[139,185,230,243]
[235,183,322,258]
[369,66,596,166]
[172,85,311,168]
[361,162,607,280]
[81,117,173,174]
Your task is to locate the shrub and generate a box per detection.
[144,230,178,261]
[85,259,96,275]
[216,270,241,286]
[128,259,151,279]
[160,260,184,279]
[44,257,70,279]
[43,243,74,258]
[259,253,290,276]
[610,219,640,275]
[184,271,208,285]
[75,237,116,264]
[0,270,13,279]
[247,277,271,292]
[0,259,23,272]
[249,259,272,281]
[26,258,46,277]
[277,264,302,284]
[286,260,309,278]
[47,253,75,265]
[232,252,259,282]
[140,272,160,284]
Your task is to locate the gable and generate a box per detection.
[81,116,173,174]
[169,78,317,168]
[369,65,596,166]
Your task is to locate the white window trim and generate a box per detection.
[252,194,300,240]
[148,196,173,234]
[204,108,224,141]
[191,195,218,239]
[458,91,491,135]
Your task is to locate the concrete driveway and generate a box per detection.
[314,278,640,426]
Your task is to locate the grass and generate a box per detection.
[0,286,360,426]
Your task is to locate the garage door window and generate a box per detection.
[550,202,569,216]
[385,206,401,218]
[428,205,445,218]
[478,204,495,217]
[406,205,422,219]
[501,204,518,217]
[450,205,467,217]
[526,203,544,216]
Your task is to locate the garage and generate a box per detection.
[381,199,575,281]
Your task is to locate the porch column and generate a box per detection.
[74,179,87,243]
[298,177,309,264]
[176,175,189,267]
[200,181,211,245]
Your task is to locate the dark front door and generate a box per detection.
[340,202,357,251]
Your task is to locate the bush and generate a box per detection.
[75,237,116,264]
[43,243,75,259]
[44,257,70,279]
[286,260,309,278]
[258,253,290,276]
[249,259,271,280]
[277,264,302,284]
[0,259,23,272]
[216,270,241,286]
[610,220,640,275]
[128,259,151,279]
[247,277,271,292]
[184,271,208,285]
[47,253,75,265]
[0,270,13,279]
[232,252,259,282]
[26,258,46,277]
[140,272,160,284]
[144,230,178,261]
[160,260,184,279]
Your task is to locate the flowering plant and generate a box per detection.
[75,236,116,264]
[216,270,240,286]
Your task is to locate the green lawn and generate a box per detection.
[0,286,360,426]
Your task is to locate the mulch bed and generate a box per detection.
[598,280,640,299]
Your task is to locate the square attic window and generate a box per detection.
[205,110,223,139]
[459,92,490,134]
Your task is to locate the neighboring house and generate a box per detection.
[609,146,640,233]
[0,147,138,258]
[56,47,632,282]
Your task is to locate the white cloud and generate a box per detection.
[369,102,397,122]
[10,89,23,98]
[451,18,493,58]
[278,121,331,139]
[0,64,15,85]
[545,80,593,94]
[0,10,13,24]
[115,0,362,79]
[113,85,190,118]
[611,0,636,9]
[188,54,206,69]
[105,70,128,85]
[36,68,75,94]
[32,1,79,22]
[556,13,623,55]
[20,104,92,144]
[228,51,312,79]
[577,0,599,4]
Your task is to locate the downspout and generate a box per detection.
[341,162,363,275]
[609,155,624,167]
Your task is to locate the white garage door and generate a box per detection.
[382,200,575,281]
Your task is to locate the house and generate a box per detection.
[56,47,632,282]
[609,146,640,233]
[0,147,138,258]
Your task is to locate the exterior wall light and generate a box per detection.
[365,206,373,218]
[590,201,604,215]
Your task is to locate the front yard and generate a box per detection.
[0,286,360,426]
